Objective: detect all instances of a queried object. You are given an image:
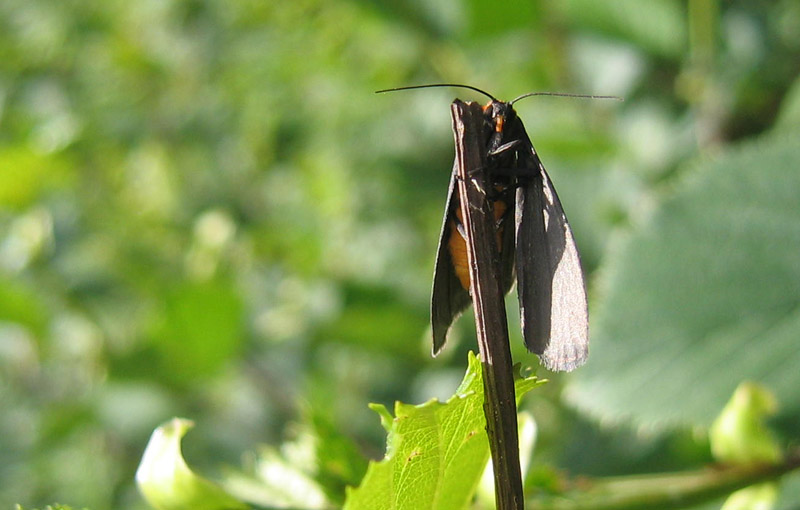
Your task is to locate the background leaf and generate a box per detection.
[136,418,248,510]
[569,132,800,429]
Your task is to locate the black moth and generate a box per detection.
[380,84,590,372]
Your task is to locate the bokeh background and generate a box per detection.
[1,0,799,508]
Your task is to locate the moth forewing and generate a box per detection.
[431,164,471,355]
[515,171,551,353]
[431,121,517,356]
[516,155,589,371]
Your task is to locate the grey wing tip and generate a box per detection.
[538,345,588,372]
[521,324,588,372]
[539,353,587,372]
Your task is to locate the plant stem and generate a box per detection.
[532,450,800,510]
[451,99,524,510]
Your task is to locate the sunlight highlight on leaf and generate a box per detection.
[711,383,782,510]
[343,352,543,510]
[136,418,248,510]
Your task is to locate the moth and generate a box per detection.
[379,84,594,372]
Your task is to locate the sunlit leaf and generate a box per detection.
[136,418,248,510]
[223,445,330,510]
[343,352,543,510]
[0,277,48,335]
[0,147,71,209]
[221,419,347,509]
[711,383,782,510]
[711,382,781,464]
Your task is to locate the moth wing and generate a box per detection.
[431,164,472,355]
[515,150,589,371]
[498,191,517,297]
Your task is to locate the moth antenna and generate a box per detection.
[376,83,498,102]
[510,91,623,105]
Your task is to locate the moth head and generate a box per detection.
[483,101,516,135]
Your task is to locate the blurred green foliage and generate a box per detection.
[1,0,799,509]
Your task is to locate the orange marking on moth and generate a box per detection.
[447,197,510,291]
[447,208,471,290]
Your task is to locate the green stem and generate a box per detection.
[532,450,800,510]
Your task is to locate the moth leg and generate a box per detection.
[453,214,467,239]
[488,139,523,157]
[453,207,505,238]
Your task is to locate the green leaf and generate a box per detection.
[221,445,330,509]
[220,416,348,509]
[343,352,543,510]
[465,0,538,37]
[710,382,781,464]
[0,146,72,209]
[711,383,782,510]
[570,133,800,427]
[0,277,48,335]
[774,74,800,132]
[308,409,370,504]
[555,0,686,58]
[720,483,779,510]
[151,279,244,383]
[136,418,248,510]
[14,506,84,510]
